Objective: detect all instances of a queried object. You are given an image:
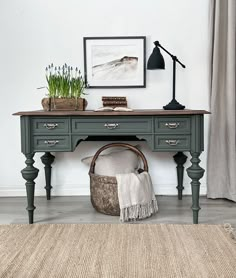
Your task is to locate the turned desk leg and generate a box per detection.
[21,153,39,224]
[186,152,205,224]
[41,152,55,200]
[173,152,187,200]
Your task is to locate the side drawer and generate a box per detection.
[33,136,71,151]
[32,118,69,134]
[154,135,190,151]
[72,117,152,134]
[155,117,190,134]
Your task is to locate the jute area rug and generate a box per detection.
[0,224,236,278]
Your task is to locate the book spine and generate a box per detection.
[103,104,127,107]
[103,101,127,106]
[102,97,126,101]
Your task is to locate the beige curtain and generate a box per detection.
[207,0,236,201]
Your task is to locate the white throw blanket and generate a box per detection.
[116,171,158,222]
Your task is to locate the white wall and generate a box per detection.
[0,0,210,197]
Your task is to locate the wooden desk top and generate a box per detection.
[13,109,210,116]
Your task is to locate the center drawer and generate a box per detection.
[72,117,152,134]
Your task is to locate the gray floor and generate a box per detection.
[0,196,235,225]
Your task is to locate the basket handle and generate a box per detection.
[89,143,148,175]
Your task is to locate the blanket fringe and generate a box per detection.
[223,223,236,243]
[120,198,158,222]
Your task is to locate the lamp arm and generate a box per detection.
[154,41,186,68]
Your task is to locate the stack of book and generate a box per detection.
[102,96,127,108]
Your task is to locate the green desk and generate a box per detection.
[14,109,210,224]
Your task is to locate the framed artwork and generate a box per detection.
[83,36,146,88]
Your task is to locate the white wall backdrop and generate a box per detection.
[0,0,210,197]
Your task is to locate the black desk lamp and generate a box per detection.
[147,41,185,110]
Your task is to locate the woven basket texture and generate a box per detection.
[90,173,120,216]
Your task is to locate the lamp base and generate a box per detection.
[163,99,185,110]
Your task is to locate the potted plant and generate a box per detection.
[41,63,88,111]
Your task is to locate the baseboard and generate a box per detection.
[0,183,207,197]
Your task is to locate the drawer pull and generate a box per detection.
[43,123,58,129]
[44,140,59,146]
[165,122,180,129]
[165,140,180,146]
[104,123,119,129]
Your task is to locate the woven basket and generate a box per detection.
[89,143,148,216]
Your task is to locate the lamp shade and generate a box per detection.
[147,46,165,70]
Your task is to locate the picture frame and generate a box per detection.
[83,36,146,88]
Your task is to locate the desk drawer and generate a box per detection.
[154,135,190,151]
[72,117,152,134]
[32,118,69,134]
[33,136,71,151]
[155,117,190,134]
